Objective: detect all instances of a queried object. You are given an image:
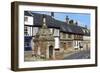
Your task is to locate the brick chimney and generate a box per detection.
[43,14,46,23]
[42,14,47,28]
[65,16,69,24]
[51,12,54,18]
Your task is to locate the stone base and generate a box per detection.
[54,48,64,60]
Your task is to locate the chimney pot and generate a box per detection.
[51,12,54,17]
[42,14,46,23]
[66,16,69,24]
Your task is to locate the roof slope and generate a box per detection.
[25,11,90,36]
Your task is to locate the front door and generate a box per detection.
[49,45,53,59]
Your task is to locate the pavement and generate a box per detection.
[64,49,90,59]
[24,51,47,61]
[24,49,90,61]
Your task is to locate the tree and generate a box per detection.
[75,21,78,26]
[69,20,74,25]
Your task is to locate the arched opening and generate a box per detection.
[49,45,53,59]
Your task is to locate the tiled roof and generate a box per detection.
[24,11,90,36]
[33,13,60,29]
[24,11,32,16]
[82,27,90,36]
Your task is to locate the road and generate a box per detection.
[64,50,90,59]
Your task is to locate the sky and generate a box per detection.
[32,11,90,28]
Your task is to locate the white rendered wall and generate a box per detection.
[83,36,90,41]
[53,29,60,36]
[54,37,60,48]
[24,16,33,25]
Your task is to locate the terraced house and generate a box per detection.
[24,11,90,60]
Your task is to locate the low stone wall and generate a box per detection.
[54,50,64,60]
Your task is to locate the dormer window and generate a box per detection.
[86,29,89,33]
[82,29,86,33]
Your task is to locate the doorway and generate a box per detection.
[49,45,53,59]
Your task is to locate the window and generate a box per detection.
[24,42,30,47]
[74,35,77,39]
[62,33,66,38]
[49,28,54,34]
[24,26,33,36]
[67,42,72,47]
[68,34,71,38]
[24,26,28,36]
[24,16,28,22]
